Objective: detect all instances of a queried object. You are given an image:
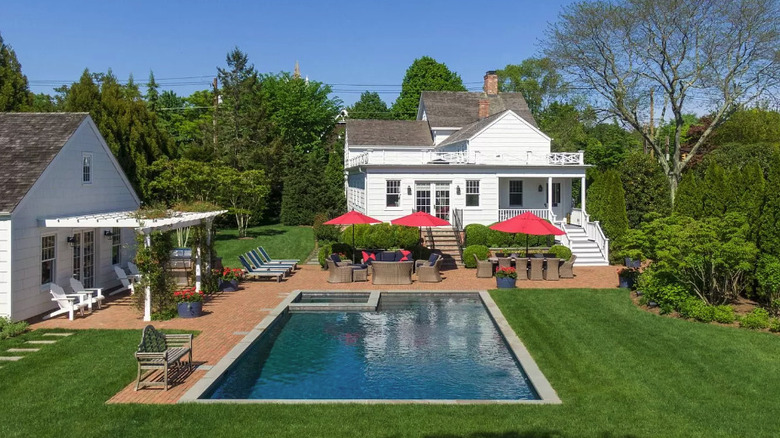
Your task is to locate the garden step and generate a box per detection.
[43,333,73,337]
[26,340,57,345]
[0,356,23,361]
[7,348,39,353]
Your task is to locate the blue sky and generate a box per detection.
[1,0,574,106]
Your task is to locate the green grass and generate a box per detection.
[214,224,314,268]
[1,289,780,437]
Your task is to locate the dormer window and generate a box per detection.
[82,153,92,184]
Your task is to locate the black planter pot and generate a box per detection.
[219,278,239,292]
[177,302,202,318]
[618,275,635,289]
[496,277,517,289]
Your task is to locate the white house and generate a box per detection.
[0,113,140,321]
[344,71,609,265]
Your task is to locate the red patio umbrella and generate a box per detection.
[489,212,564,256]
[324,210,382,263]
[391,211,451,248]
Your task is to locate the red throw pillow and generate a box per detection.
[399,250,411,261]
[362,251,376,263]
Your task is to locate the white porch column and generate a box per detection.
[195,243,202,293]
[547,176,554,220]
[205,220,212,274]
[143,232,151,322]
[581,176,587,216]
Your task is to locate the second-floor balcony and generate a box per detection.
[345,150,584,169]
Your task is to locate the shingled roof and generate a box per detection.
[0,113,89,213]
[347,119,433,146]
[420,91,537,128]
[437,110,510,147]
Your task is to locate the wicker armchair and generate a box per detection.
[515,258,529,280]
[529,258,544,280]
[417,256,443,283]
[544,257,561,281]
[497,257,512,269]
[326,259,354,283]
[474,254,493,278]
[559,255,577,278]
[371,261,414,285]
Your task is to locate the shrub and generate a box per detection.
[756,254,780,303]
[769,317,780,333]
[0,317,29,340]
[712,305,737,324]
[410,244,432,261]
[394,226,420,249]
[331,243,353,260]
[678,298,715,323]
[739,308,770,330]
[340,224,371,248]
[549,245,572,260]
[465,224,489,246]
[587,169,629,240]
[367,223,395,249]
[487,227,514,248]
[317,243,332,268]
[638,270,691,310]
[463,245,490,268]
[312,213,340,242]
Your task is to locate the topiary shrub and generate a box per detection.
[312,213,341,243]
[549,245,572,260]
[394,225,420,249]
[712,305,736,324]
[463,245,490,268]
[465,224,489,246]
[739,308,770,330]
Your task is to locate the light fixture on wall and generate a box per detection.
[538,185,543,192]
[407,186,412,195]
[103,229,115,240]
[66,236,76,247]
[456,185,461,195]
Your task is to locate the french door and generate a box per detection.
[72,230,95,288]
[415,182,450,221]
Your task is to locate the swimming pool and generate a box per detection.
[182,290,559,404]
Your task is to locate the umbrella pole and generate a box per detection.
[352,224,356,264]
[526,234,529,258]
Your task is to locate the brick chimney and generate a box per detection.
[478,99,490,119]
[483,70,498,95]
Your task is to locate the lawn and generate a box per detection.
[213,224,314,268]
[2,289,779,437]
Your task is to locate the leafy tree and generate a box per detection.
[546,0,780,202]
[713,108,780,145]
[156,89,214,158]
[0,32,32,111]
[538,102,589,152]
[348,91,392,119]
[217,169,270,237]
[619,151,671,228]
[391,56,466,120]
[496,58,566,117]
[31,93,58,112]
[587,169,629,240]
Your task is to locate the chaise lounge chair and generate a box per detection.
[258,247,299,267]
[249,249,295,271]
[246,251,293,275]
[45,283,90,320]
[238,255,285,282]
[69,277,105,310]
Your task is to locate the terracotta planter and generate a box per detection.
[177,302,202,318]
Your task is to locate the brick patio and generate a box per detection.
[29,264,618,404]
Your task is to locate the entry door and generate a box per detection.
[415,182,450,221]
[72,230,95,288]
[434,183,451,221]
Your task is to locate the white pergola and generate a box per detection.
[40,209,227,321]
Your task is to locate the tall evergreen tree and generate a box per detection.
[619,151,671,228]
[674,171,704,219]
[700,162,731,218]
[145,71,160,112]
[758,152,780,255]
[0,32,32,111]
[348,91,391,119]
[587,169,629,240]
[391,56,466,120]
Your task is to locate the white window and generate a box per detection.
[386,180,400,207]
[466,180,480,207]
[82,153,93,184]
[111,227,121,265]
[509,181,523,206]
[41,235,56,284]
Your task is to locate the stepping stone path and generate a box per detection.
[43,333,73,337]
[0,356,23,361]
[0,333,74,363]
[26,340,57,344]
[7,348,39,353]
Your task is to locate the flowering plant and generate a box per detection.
[174,286,203,303]
[220,267,244,281]
[495,267,518,279]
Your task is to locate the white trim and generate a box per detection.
[81,152,93,184]
[39,210,227,234]
[469,110,552,143]
[83,117,142,206]
[40,233,57,286]
[430,126,462,130]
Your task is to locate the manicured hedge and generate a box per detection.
[340,224,420,250]
[549,245,572,260]
[312,213,341,242]
[464,224,489,246]
[463,245,490,268]
[465,223,552,248]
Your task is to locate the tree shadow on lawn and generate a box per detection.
[425,431,640,438]
[214,228,287,241]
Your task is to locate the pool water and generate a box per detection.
[204,294,539,400]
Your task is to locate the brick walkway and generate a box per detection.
[30,264,618,404]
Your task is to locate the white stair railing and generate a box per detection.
[584,221,610,262]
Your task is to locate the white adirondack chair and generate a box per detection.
[46,283,89,321]
[127,262,140,277]
[113,265,135,296]
[69,277,105,310]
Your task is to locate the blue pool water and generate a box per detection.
[204,294,538,400]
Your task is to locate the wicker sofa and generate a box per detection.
[371,261,414,285]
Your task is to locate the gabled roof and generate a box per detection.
[437,111,509,147]
[420,91,537,128]
[0,113,89,213]
[347,119,433,147]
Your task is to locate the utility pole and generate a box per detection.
[212,77,218,152]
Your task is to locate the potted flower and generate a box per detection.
[219,267,243,292]
[617,266,639,289]
[495,267,518,289]
[174,286,203,318]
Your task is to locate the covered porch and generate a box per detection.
[497,175,587,224]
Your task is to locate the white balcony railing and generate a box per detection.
[498,209,553,222]
[344,150,584,168]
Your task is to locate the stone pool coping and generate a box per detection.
[179,289,561,405]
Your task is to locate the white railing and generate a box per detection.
[344,150,584,168]
[569,208,590,226]
[585,220,610,262]
[498,209,552,221]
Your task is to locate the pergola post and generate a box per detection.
[143,232,151,322]
[205,219,213,273]
[195,230,202,293]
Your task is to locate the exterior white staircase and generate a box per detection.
[561,223,609,266]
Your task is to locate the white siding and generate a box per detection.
[0,217,11,318]
[468,113,551,159]
[10,120,140,321]
[432,129,457,145]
